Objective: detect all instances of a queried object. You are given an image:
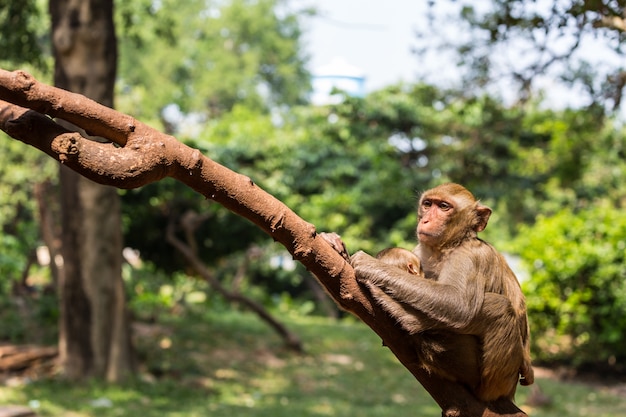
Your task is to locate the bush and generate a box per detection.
[515,202,626,368]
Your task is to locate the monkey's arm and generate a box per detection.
[366,283,441,333]
[351,251,483,330]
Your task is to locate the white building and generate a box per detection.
[311,57,366,105]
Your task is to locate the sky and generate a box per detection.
[302,0,428,92]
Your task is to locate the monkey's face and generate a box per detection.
[416,183,489,248]
[416,194,457,246]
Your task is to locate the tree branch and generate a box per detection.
[0,69,527,417]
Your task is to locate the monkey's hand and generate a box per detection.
[320,232,350,262]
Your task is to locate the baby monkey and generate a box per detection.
[375,247,421,275]
[370,247,433,331]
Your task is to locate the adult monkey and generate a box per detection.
[373,246,532,401]
[322,183,533,401]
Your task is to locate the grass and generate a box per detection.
[0,309,625,417]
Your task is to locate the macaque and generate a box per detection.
[375,247,422,275]
[323,183,533,402]
[373,246,532,400]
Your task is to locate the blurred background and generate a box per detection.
[1,1,625,416]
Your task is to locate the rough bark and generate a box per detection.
[0,69,528,417]
[57,164,94,378]
[49,0,134,381]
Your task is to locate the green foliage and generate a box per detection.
[0,138,56,292]
[0,0,56,295]
[0,235,27,292]
[0,0,56,344]
[125,260,211,321]
[0,298,27,341]
[115,0,312,121]
[0,290,58,343]
[0,0,50,71]
[199,87,453,250]
[515,203,626,367]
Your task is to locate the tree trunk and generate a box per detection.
[50,0,134,381]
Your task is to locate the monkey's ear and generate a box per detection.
[474,205,492,232]
[407,262,420,276]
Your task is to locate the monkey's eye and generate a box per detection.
[422,200,433,209]
[438,202,452,211]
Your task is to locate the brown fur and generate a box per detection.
[351,183,534,401]
[375,247,421,275]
